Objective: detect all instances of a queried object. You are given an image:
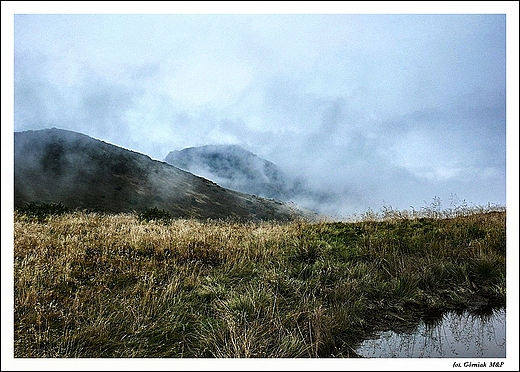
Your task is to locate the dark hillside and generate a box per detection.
[14,128,315,221]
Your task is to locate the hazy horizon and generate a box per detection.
[5,3,517,219]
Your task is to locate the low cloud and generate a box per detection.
[13,13,507,217]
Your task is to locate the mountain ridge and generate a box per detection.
[164,144,303,201]
[164,144,338,215]
[14,128,318,222]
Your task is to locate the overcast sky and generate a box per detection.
[2,2,520,370]
[5,2,518,218]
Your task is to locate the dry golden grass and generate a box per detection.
[14,207,506,357]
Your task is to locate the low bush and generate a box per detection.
[137,207,172,223]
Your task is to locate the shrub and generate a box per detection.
[138,207,172,223]
[16,202,70,221]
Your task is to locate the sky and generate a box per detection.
[2,2,519,371]
[6,3,517,220]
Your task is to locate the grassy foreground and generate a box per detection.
[14,206,506,357]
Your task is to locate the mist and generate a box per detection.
[9,8,512,218]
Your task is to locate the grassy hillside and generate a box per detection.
[14,206,506,357]
[15,128,315,222]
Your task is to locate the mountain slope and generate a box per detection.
[164,145,303,201]
[164,144,338,215]
[14,128,315,221]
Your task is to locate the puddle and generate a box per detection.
[356,307,506,358]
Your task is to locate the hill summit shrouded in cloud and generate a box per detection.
[164,144,339,215]
[164,145,299,201]
[14,128,317,222]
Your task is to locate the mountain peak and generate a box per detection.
[164,144,295,201]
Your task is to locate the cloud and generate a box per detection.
[379,88,506,180]
[12,13,508,217]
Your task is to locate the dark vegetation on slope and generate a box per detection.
[14,128,315,222]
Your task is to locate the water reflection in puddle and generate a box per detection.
[356,307,506,358]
